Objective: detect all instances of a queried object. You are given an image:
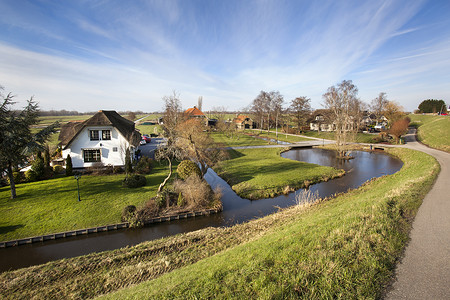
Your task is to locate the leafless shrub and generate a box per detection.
[90,162,105,175]
[173,175,213,208]
[295,189,320,207]
[136,200,160,221]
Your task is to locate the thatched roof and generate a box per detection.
[59,110,141,149]
[308,109,333,124]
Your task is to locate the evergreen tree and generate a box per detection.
[31,155,45,180]
[65,154,73,176]
[0,88,57,198]
[125,148,133,176]
[43,145,51,168]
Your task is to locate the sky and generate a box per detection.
[0,0,449,113]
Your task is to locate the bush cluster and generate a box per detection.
[122,174,147,188]
[177,160,201,180]
[135,157,153,174]
[53,165,65,174]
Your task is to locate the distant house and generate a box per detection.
[309,109,334,132]
[184,106,206,119]
[58,110,141,168]
[233,115,255,129]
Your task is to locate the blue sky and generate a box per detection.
[0,0,449,112]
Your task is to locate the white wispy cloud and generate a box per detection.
[0,0,448,112]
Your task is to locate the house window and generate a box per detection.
[102,130,111,140]
[90,130,99,141]
[113,147,118,152]
[83,149,101,162]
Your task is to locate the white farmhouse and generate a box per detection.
[58,110,141,169]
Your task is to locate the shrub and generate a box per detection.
[31,156,45,180]
[113,166,124,174]
[8,171,23,185]
[121,205,137,222]
[136,200,159,220]
[135,156,153,174]
[25,169,38,182]
[122,174,147,188]
[177,192,185,207]
[174,175,213,208]
[90,162,105,175]
[53,165,64,174]
[177,160,201,180]
[154,194,165,208]
[125,148,133,175]
[66,155,73,176]
[103,164,114,175]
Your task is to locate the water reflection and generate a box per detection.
[0,148,402,272]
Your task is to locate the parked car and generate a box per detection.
[140,139,147,145]
[142,134,151,142]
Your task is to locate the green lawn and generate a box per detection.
[209,132,268,147]
[246,130,313,143]
[302,130,379,143]
[214,148,343,199]
[0,163,173,241]
[409,114,450,152]
[0,148,439,299]
[135,124,162,136]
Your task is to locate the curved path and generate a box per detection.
[386,129,450,299]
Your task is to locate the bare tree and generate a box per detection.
[383,101,404,127]
[127,111,137,121]
[289,96,311,133]
[389,117,410,144]
[323,80,359,158]
[156,91,183,193]
[269,91,284,142]
[370,92,388,125]
[175,118,227,176]
[250,91,267,133]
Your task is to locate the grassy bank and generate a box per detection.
[214,148,344,199]
[409,114,450,152]
[0,163,173,241]
[0,148,438,299]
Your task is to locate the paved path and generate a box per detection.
[385,129,450,299]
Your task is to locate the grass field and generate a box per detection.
[214,148,344,199]
[301,130,379,143]
[246,130,313,143]
[0,148,438,299]
[135,124,162,136]
[409,114,450,152]
[210,132,268,147]
[0,162,174,241]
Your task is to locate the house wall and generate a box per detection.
[309,123,334,132]
[62,126,134,168]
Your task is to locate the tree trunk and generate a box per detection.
[7,163,16,199]
[157,157,172,193]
